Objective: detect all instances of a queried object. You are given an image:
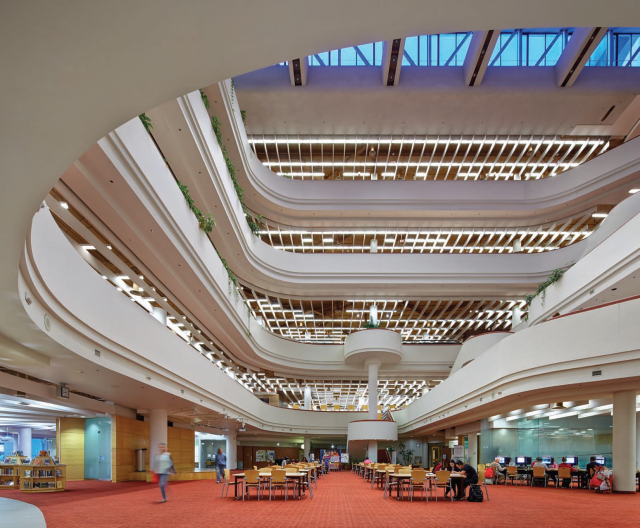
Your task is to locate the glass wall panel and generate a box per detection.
[480,414,613,468]
[84,417,111,480]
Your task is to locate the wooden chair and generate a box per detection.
[348,404,355,411]
[399,467,412,474]
[268,469,290,501]
[531,466,547,487]
[243,469,261,501]
[320,404,327,411]
[220,468,231,498]
[433,470,451,502]
[506,465,524,485]
[292,404,300,409]
[409,469,428,501]
[383,468,399,499]
[297,470,314,499]
[285,467,298,474]
[557,467,573,489]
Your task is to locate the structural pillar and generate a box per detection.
[226,430,237,470]
[17,427,32,458]
[367,360,381,420]
[152,307,167,326]
[368,441,378,463]
[467,432,478,466]
[636,410,640,470]
[511,307,522,327]
[612,391,637,493]
[149,409,168,466]
[513,239,522,253]
[304,386,312,410]
[303,435,311,460]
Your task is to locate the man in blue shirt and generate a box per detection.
[215,448,227,484]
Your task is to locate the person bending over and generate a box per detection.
[488,458,506,484]
[451,460,478,501]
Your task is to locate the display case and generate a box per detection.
[19,457,66,493]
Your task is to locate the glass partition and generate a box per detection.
[84,417,111,480]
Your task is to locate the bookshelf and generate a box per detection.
[19,457,66,493]
[1,456,30,489]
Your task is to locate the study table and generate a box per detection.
[233,472,307,500]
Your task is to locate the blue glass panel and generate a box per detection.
[374,42,383,66]
[330,50,339,65]
[452,33,471,65]
[587,35,609,66]
[341,47,356,66]
[418,35,429,65]
[403,36,418,66]
[439,34,456,64]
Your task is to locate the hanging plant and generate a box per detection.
[231,78,236,106]
[526,266,571,308]
[240,109,247,126]
[139,113,153,133]
[199,89,210,110]
[177,181,215,233]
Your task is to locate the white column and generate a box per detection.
[303,436,311,459]
[149,409,168,466]
[613,391,637,492]
[368,441,378,463]
[513,239,522,253]
[152,307,167,326]
[367,360,380,420]
[304,386,312,410]
[511,307,521,327]
[636,409,640,470]
[370,239,378,253]
[226,430,237,470]
[467,432,478,466]
[17,427,32,458]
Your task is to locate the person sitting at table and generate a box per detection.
[451,460,478,500]
[432,460,442,472]
[558,457,573,488]
[488,457,506,484]
[548,457,557,469]
[281,457,288,468]
[584,456,600,488]
[364,457,371,464]
[447,460,457,473]
[531,457,548,470]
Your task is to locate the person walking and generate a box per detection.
[153,443,176,503]
[215,448,227,484]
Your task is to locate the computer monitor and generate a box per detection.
[542,456,552,465]
[515,456,526,465]
[497,456,511,465]
[595,456,606,465]
[566,456,578,465]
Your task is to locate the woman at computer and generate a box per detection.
[558,457,573,488]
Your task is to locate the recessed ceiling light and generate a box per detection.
[60,202,69,209]
[139,275,144,280]
[101,275,107,280]
[592,213,608,218]
[629,189,640,194]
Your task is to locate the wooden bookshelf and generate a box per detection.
[20,457,66,493]
[1,456,30,489]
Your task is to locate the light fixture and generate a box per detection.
[139,275,144,280]
[592,213,608,218]
[106,245,112,250]
[369,147,376,156]
[60,202,69,209]
[101,275,107,280]
[551,402,565,410]
[629,189,640,194]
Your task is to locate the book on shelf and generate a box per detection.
[33,482,40,489]
[32,458,42,466]
[56,469,62,477]
[24,470,31,478]
[23,481,30,489]
[56,481,63,489]
[43,459,52,466]
[1,480,14,486]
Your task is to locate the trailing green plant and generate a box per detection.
[177,181,215,233]
[139,113,153,133]
[362,316,380,329]
[209,114,263,238]
[216,249,237,289]
[526,266,571,308]
[230,78,235,106]
[281,171,293,179]
[398,441,414,465]
[199,89,210,110]
[240,109,247,126]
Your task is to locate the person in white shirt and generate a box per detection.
[531,457,549,470]
[488,458,506,484]
[281,457,287,468]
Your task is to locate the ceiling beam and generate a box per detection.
[381,38,405,86]
[555,27,608,87]
[288,57,309,86]
[463,30,500,86]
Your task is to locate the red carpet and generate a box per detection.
[1,472,639,527]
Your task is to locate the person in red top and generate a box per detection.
[432,460,442,472]
[558,457,573,488]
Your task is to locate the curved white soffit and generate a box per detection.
[214,81,640,227]
[395,296,640,434]
[28,205,459,377]
[449,331,513,374]
[22,208,371,435]
[140,96,640,297]
[527,192,640,325]
[4,4,640,387]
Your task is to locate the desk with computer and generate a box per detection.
[496,455,605,485]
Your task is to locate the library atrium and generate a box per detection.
[2,2,640,526]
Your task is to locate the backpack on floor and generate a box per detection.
[467,484,484,502]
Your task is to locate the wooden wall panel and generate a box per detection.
[58,417,85,481]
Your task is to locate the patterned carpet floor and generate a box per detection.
[1,471,639,527]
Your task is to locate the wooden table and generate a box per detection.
[232,472,272,499]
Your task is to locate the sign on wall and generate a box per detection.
[453,445,464,459]
[256,449,275,462]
